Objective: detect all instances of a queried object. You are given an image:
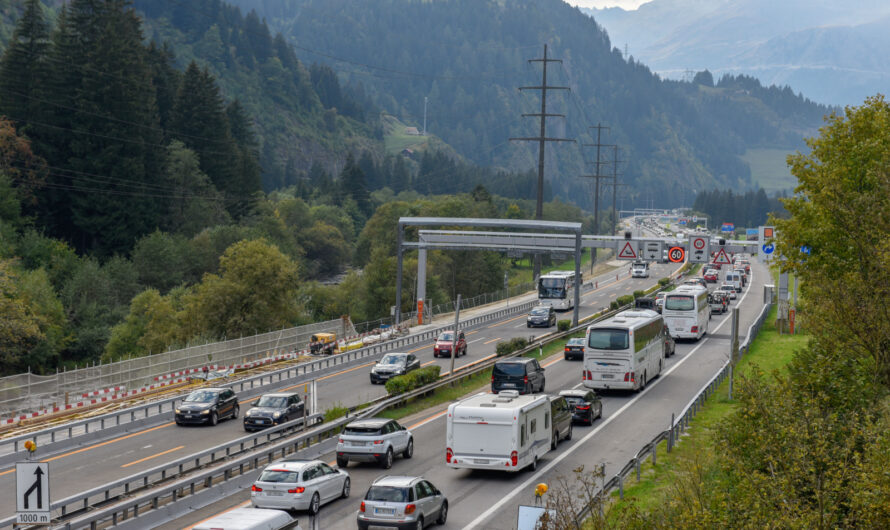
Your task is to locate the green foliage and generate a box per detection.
[610,300,619,310]
[323,403,349,423]
[496,337,529,357]
[557,319,571,332]
[632,290,645,299]
[617,294,634,306]
[384,365,442,395]
[658,277,670,286]
[693,187,784,228]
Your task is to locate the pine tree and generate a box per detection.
[339,153,371,215]
[0,0,52,128]
[226,99,262,209]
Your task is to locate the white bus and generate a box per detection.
[537,271,576,311]
[582,309,665,392]
[662,285,710,340]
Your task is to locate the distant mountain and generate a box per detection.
[231,0,828,207]
[584,0,890,105]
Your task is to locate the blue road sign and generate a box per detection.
[762,242,775,254]
[800,245,811,255]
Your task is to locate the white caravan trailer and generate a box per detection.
[446,391,551,472]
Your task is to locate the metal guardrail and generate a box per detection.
[0,298,539,468]
[573,298,774,523]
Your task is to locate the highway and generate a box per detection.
[0,257,680,520]
[165,257,766,529]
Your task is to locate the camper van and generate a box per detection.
[446,391,551,472]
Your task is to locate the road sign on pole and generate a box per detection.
[688,236,710,263]
[16,462,50,525]
[762,242,775,255]
[712,248,732,265]
[617,240,638,260]
[668,246,685,263]
[642,241,663,261]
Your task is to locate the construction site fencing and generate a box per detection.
[0,318,352,420]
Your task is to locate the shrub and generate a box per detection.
[658,277,671,286]
[385,365,442,395]
[557,319,571,332]
[617,294,634,306]
[633,290,645,299]
[610,300,619,310]
[496,336,529,356]
[323,403,348,423]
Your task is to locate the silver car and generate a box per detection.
[251,458,350,515]
[357,475,448,530]
[336,418,414,469]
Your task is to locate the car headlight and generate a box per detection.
[201,409,211,415]
[175,408,181,414]
[273,411,281,419]
[245,409,253,417]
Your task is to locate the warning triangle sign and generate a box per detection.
[712,248,732,265]
[618,241,638,259]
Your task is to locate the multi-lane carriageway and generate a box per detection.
[0,250,678,521]
[162,260,766,530]
[164,264,768,530]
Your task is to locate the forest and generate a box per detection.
[692,188,785,228]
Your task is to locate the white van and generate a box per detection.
[193,508,299,530]
[725,272,743,292]
[631,261,649,278]
[446,391,551,472]
[663,285,710,340]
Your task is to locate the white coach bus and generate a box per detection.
[537,271,576,311]
[662,285,710,340]
[582,309,665,392]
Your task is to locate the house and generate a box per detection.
[404,126,420,135]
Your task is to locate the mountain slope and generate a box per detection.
[586,0,890,105]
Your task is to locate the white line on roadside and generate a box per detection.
[467,338,486,344]
[466,271,756,529]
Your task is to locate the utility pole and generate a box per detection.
[422,96,428,136]
[580,124,612,234]
[510,44,574,281]
[608,145,627,236]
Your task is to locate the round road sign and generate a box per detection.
[693,237,706,250]
[668,246,685,263]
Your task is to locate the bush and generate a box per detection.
[658,277,671,286]
[323,403,348,423]
[633,290,645,299]
[385,365,442,395]
[610,300,619,310]
[496,336,529,356]
[617,294,634,306]
[557,319,571,332]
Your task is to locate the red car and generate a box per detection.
[703,270,719,283]
[433,330,466,358]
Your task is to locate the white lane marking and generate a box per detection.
[466,271,756,529]
[467,338,486,344]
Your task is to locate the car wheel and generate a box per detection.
[539,378,545,392]
[231,405,239,420]
[382,448,394,469]
[640,372,647,391]
[210,411,218,426]
[336,456,348,468]
[526,323,531,328]
[566,423,573,441]
[529,456,538,472]
[551,432,558,450]
[598,404,603,419]
[414,517,424,530]
[341,477,351,498]
[588,411,595,425]
[437,501,448,524]
[404,437,414,459]
[308,492,320,515]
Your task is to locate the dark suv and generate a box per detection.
[548,395,573,448]
[491,358,545,394]
[243,392,304,432]
[175,387,239,426]
[527,305,556,328]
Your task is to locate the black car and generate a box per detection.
[491,358,545,394]
[527,305,556,328]
[175,387,239,426]
[558,389,603,425]
[663,325,677,357]
[243,392,304,432]
[549,395,573,448]
[564,337,585,360]
[370,353,421,384]
[634,297,657,311]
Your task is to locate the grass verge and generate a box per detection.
[603,304,808,521]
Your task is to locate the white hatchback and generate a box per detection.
[251,459,350,515]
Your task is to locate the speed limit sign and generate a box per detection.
[668,246,685,263]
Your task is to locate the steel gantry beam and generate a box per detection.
[396,218,584,327]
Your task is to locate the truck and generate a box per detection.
[446,390,551,472]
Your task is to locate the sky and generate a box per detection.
[565,0,650,9]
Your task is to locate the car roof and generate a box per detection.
[371,475,420,487]
[259,392,298,398]
[566,337,585,343]
[495,357,534,364]
[558,389,593,398]
[261,459,320,472]
[197,387,228,393]
[346,418,392,428]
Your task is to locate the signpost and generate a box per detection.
[617,240,639,260]
[16,462,50,525]
[762,242,775,255]
[712,248,732,265]
[721,223,734,233]
[668,246,685,263]
[642,241,663,262]
[688,236,710,263]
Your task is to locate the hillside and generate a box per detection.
[230,0,829,209]
[585,0,890,106]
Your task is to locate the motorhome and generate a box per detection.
[446,391,551,472]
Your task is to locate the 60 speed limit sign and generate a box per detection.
[668,246,685,263]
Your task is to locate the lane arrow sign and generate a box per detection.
[24,467,43,510]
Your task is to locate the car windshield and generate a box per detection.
[343,426,382,436]
[380,355,406,365]
[720,286,733,292]
[567,338,584,346]
[184,391,217,403]
[366,486,410,503]
[493,363,525,376]
[587,328,630,351]
[255,396,288,408]
[665,295,694,311]
[437,333,453,342]
[258,469,299,483]
[563,396,585,405]
[531,308,549,315]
